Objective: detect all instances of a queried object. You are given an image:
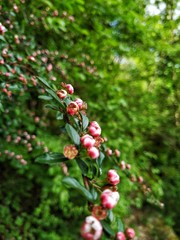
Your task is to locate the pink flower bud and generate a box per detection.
[65,83,74,94]
[34,116,40,123]
[88,121,101,137]
[126,164,131,170]
[67,102,79,115]
[116,232,126,240]
[75,98,83,109]
[114,149,121,157]
[87,147,100,159]
[125,228,135,239]
[81,134,95,149]
[106,148,112,156]
[101,189,120,209]
[130,175,136,182]
[81,216,102,240]
[120,161,126,170]
[0,59,4,65]
[0,23,7,35]
[107,169,120,185]
[56,89,67,99]
[47,63,53,72]
[137,176,143,184]
[20,159,27,165]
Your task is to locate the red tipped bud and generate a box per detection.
[100,189,120,209]
[107,169,120,185]
[87,147,100,159]
[56,89,67,99]
[81,216,102,240]
[81,134,95,149]
[116,232,126,240]
[125,228,135,239]
[66,101,79,115]
[88,121,101,137]
[65,83,74,94]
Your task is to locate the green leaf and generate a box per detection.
[80,112,89,130]
[37,76,53,89]
[45,104,59,110]
[38,95,53,100]
[62,177,94,201]
[56,112,64,120]
[76,159,88,175]
[107,210,114,222]
[0,36,6,42]
[65,123,80,145]
[91,187,98,201]
[96,152,105,175]
[117,218,124,232]
[101,221,115,236]
[35,152,68,164]
[0,102,4,112]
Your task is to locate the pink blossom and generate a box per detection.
[87,146,99,159]
[101,189,120,209]
[81,216,102,240]
[107,169,120,185]
[81,134,95,149]
[88,121,101,137]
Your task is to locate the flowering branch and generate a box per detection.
[35,79,137,240]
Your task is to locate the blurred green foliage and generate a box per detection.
[0,0,179,239]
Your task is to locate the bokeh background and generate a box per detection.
[0,0,179,239]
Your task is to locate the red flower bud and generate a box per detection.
[116,232,126,240]
[66,102,79,115]
[56,89,67,99]
[65,83,74,94]
[125,228,135,239]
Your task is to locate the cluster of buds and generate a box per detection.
[116,228,135,240]
[2,149,27,165]
[80,121,103,159]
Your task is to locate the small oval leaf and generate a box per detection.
[62,177,94,201]
[38,95,53,100]
[65,123,80,145]
[76,159,89,175]
[35,152,68,164]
